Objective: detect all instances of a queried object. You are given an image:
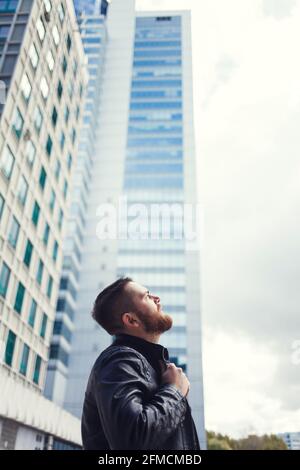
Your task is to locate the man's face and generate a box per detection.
[124,281,173,334]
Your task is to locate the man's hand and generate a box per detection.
[160,361,190,397]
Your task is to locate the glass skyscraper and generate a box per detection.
[118,15,186,364]
[47,0,206,449]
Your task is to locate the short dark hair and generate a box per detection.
[91,277,134,335]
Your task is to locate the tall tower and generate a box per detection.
[49,0,206,449]
[117,10,206,449]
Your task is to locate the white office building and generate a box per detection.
[278,432,300,450]
[0,0,87,449]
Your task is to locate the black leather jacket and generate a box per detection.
[81,334,200,450]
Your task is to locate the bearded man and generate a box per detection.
[81,277,200,450]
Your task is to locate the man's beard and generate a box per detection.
[135,308,173,334]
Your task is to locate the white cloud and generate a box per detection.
[203,329,300,437]
[263,0,297,19]
[198,0,300,435]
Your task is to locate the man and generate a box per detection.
[81,277,200,450]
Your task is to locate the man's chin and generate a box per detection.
[159,313,173,332]
[138,310,173,334]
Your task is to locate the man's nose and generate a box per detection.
[154,295,160,304]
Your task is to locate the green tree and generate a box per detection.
[206,431,287,450]
[237,434,287,450]
[208,437,232,450]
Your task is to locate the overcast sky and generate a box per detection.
[136,0,300,438]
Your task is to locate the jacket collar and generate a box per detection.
[112,333,170,377]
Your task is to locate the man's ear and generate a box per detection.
[122,312,139,328]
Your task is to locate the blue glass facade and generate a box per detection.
[118,15,187,368]
[74,0,109,16]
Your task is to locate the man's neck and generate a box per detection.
[120,331,161,344]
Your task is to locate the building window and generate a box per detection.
[4,330,16,367]
[0,262,11,298]
[0,193,4,220]
[51,106,58,127]
[11,24,26,41]
[83,36,102,45]
[64,105,69,124]
[12,107,24,138]
[36,17,45,42]
[33,354,42,385]
[23,239,33,267]
[53,319,72,342]
[47,275,53,299]
[46,49,54,72]
[17,175,28,205]
[0,25,10,40]
[25,139,36,168]
[62,55,67,75]
[52,25,60,46]
[36,259,44,285]
[71,128,76,145]
[8,216,20,248]
[11,24,24,43]
[49,189,55,212]
[63,180,68,199]
[34,106,43,134]
[39,166,47,191]
[49,344,69,366]
[29,43,39,69]
[66,33,71,51]
[28,299,37,328]
[32,201,40,226]
[57,80,63,100]
[58,209,63,231]
[0,144,15,179]
[67,153,72,171]
[20,73,31,102]
[76,105,80,121]
[43,0,51,13]
[56,298,74,320]
[20,0,32,13]
[19,343,30,376]
[2,55,16,74]
[45,135,52,157]
[40,313,47,338]
[55,159,60,180]
[43,223,50,246]
[68,82,73,100]
[40,76,49,100]
[14,281,25,314]
[58,3,65,23]
[60,131,65,150]
[73,59,78,78]
[52,240,58,262]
